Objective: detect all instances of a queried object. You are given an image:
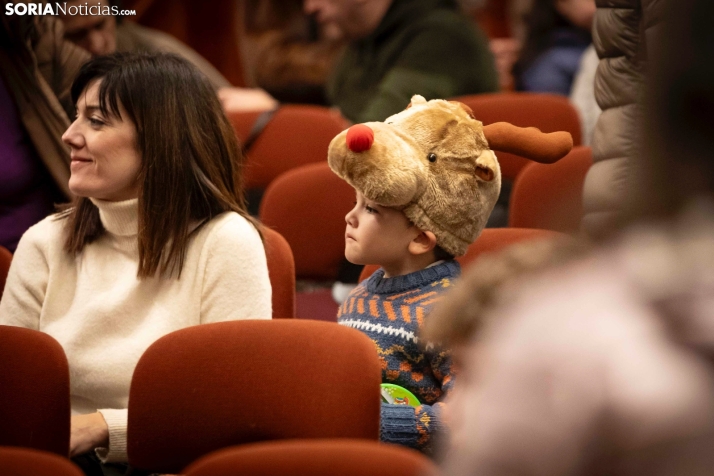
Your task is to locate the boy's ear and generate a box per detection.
[408,230,438,256]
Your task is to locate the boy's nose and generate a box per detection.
[346,124,374,152]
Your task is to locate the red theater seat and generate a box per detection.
[0,327,70,456]
[127,320,381,474]
[260,162,354,282]
[184,439,440,476]
[262,227,296,318]
[0,245,11,299]
[451,92,582,179]
[0,447,83,476]
[227,105,347,191]
[509,146,593,233]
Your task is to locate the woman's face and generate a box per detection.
[62,80,142,201]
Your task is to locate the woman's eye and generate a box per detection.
[89,117,105,126]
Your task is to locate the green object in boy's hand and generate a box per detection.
[381,383,420,407]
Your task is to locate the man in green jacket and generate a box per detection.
[305,0,499,122]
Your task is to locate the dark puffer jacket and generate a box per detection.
[581,0,664,236]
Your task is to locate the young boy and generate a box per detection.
[326,97,505,455]
[337,188,460,455]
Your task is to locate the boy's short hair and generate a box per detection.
[433,244,455,262]
[422,236,590,346]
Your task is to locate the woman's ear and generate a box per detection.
[408,230,438,256]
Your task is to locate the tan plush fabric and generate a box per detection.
[328,95,502,257]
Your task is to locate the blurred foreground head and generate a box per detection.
[628,0,714,223]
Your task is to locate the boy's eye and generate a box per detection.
[365,205,378,214]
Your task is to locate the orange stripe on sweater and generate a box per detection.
[405,291,437,304]
[400,305,411,323]
[369,299,379,317]
[384,301,397,321]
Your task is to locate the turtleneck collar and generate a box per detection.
[366,260,460,295]
[89,198,139,237]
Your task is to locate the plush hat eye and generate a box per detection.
[428,153,437,163]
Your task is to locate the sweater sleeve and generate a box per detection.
[200,215,272,322]
[358,23,498,123]
[380,347,455,455]
[94,409,128,463]
[0,221,52,329]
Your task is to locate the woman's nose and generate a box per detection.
[62,120,83,149]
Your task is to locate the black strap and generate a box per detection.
[241,107,279,153]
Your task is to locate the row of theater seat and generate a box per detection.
[0,319,437,475]
[0,145,591,314]
[230,92,583,191]
[0,440,438,476]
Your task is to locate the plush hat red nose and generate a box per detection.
[346,124,374,153]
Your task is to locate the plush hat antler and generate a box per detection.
[329,95,573,256]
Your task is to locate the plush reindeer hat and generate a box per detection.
[328,95,573,256]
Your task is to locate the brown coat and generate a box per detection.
[0,16,90,200]
[581,0,664,237]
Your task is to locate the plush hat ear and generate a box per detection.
[482,122,573,164]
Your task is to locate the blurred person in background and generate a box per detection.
[440,0,714,474]
[59,0,231,89]
[512,0,595,95]
[241,0,344,106]
[222,0,499,123]
[0,8,89,252]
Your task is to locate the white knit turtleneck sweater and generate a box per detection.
[0,198,272,462]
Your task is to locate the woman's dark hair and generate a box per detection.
[61,52,258,278]
[512,0,591,86]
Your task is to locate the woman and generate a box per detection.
[0,53,272,471]
[512,0,595,95]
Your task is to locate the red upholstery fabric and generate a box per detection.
[184,439,440,476]
[0,245,11,300]
[296,288,339,322]
[451,93,582,179]
[228,110,264,145]
[509,146,593,232]
[0,447,82,476]
[123,0,246,86]
[262,227,296,318]
[0,327,70,456]
[260,162,354,281]
[127,320,381,474]
[227,105,347,190]
[359,227,565,281]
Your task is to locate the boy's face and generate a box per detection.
[345,191,420,267]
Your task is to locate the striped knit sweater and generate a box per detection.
[337,260,458,454]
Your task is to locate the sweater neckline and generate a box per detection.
[89,197,138,237]
[366,260,460,295]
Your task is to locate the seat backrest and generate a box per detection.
[227,105,347,190]
[359,228,565,281]
[184,439,440,476]
[0,447,83,476]
[452,93,582,179]
[127,320,381,474]
[261,227,296,318]
[260,162,354,281]
[509,146,593,232]
[0,245,12,300]
[0,327,70,456]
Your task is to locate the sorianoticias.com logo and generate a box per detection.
[5,3,136,16]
